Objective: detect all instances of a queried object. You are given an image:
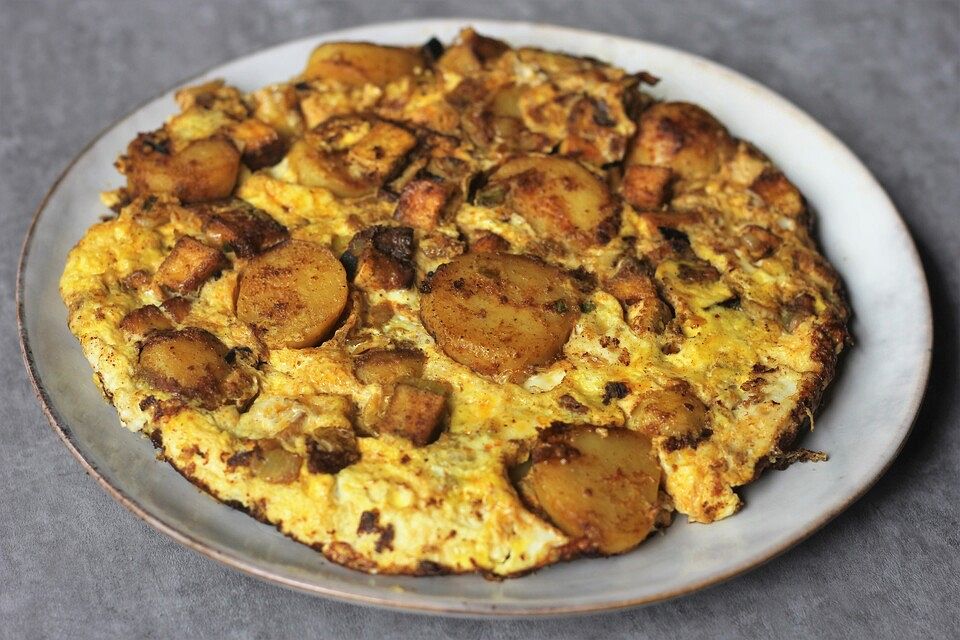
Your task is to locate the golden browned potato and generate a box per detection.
[353,349,425,385]
[285,116,417,198]
[393,178,455,230]
[119,305,172,338]
[750,169,805,217]
[303,42,424,86]
[379,380,448,446]
[435,27,510,75]
[341,225,415,291]
[161,296,192,323]
[604,257,673,334]
[123,132,241,203]
[228,118,285,169]
[196,199,289,258]
[235,240,348,349]
[249,441,303,484]
[154,236,227,296]
[620,164,673,210]
[420,252,580,379]
[138,328,231,408]
[626,102,735,182]
[560,96,631,165]
[518,424,661,554]
[468,231,510,254]
[484,155,619,249]
[629,381,708,443]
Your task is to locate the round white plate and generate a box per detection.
[18,19,932,616]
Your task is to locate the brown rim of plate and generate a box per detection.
[15,19,934,617]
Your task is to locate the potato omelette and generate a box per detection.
[60,28,849,576]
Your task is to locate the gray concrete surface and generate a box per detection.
[2,0,957,637]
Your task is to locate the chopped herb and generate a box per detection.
[579,300,596,313]
[551,299,568,313]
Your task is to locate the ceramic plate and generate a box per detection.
[18,19,932,616]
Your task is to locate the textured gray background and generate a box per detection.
[2,0,958,638]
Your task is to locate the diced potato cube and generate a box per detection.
[393,179,454,230]
[154,236,227,295]
[341,226,415,291]
[604,258,672,333]
[621,164,673,210]
[379,381,448,446]
[228,118,284,169]
[197,199,288,258]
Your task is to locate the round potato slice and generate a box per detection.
[125,134,241,203]
[138,328,231,407]
[420,252,580,379]
[626,102,736,182]
[519,424,661,554]
[630,382,708,441]
[484,155,619,249]
[236,240,349,349]
[302,42,423,86]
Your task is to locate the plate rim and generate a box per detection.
[16,17,933,617]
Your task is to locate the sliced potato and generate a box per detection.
[420,252,580,378]
[604,257,673,334]
[119,305,172,338]
[518,424,661,554]
[303,42,423,86]
[235,240,348,349]
[379,380,448,446]
[138,328,231,407]
[154,236,227,295]
[123,132,241,203]
[250,441,303,484]
[196,199,288,258]
[627,102,735,182]
[485,155,619,249]
[354,349,425,385]
[286,116,417,198]
[629,381,708,442]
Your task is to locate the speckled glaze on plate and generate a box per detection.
[17,19,932,617]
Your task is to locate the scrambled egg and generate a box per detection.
[60,28,848,576]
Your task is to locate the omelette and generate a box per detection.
[60,28,849,576]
